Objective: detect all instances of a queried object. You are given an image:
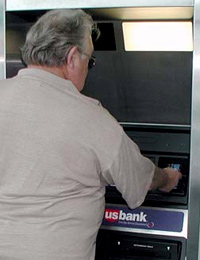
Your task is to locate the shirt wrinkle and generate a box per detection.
[102,126,124,174]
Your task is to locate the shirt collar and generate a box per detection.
[17,67,79,94]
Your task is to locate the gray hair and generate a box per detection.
[21,9,99,66]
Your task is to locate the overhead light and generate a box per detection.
[122,21,193,51]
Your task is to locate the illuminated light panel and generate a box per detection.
[122,22,193,51]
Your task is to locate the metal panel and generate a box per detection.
[0,0,5,79]
[187,0,200,259]
[90,7,193,20]
[6,0,194,11]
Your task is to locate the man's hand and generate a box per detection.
[158,167,182,192]
[149,166,182,192]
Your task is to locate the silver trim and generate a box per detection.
[101,225,187,238]
[187,0,200,259]
[0,0,5,79]
[6,0,194,11]
[119,122,191,129]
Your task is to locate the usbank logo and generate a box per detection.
[104,207,184,232]
[104,209,148,223]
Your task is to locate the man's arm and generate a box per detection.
[149,166,182,192]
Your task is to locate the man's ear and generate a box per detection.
[66,46,79,69]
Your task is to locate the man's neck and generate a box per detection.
[28,65,68,80]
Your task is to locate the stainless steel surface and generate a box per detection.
[89,7,193,20]
[187,0,200,259]
[6,0,194,11]
[0,0,5,79]
[120,122,191,129]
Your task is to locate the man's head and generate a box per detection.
[21,9,99,91]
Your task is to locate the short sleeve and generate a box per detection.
[102,132,155,209]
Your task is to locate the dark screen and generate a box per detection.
[83,21,192,125]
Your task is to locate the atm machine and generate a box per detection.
[82,15,191,260]
[1,1,200,260]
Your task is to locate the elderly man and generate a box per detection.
[0,9,181,260]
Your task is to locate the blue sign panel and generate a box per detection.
[103,206,184,232]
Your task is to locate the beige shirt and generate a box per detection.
[0,68,154,260]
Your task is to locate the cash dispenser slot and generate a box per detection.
[95,231,182,260]
[108,237,181,260]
